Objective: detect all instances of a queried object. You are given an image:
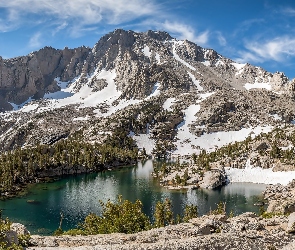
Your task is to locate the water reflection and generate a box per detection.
[0,160,266,235]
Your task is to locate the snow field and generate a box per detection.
[187,71,203,91]
[225,159,295,185]
[173,91,273,155]
[244,82,272,91]
[163,98,176,111]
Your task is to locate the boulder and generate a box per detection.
[199,169,226,189]
[267,200,295,214]
[3,230,19,246]
[286,212,295,233]
[10,223,30,235]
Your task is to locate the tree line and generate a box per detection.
[0,129,139,194]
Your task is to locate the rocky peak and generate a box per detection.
[270,71,289,90]
[144,30,173,41]
[2,29,295,154]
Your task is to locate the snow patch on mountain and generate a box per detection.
[187,72,203,91]
[270,114,282,121]
[93,80,160,118]
[201,61,210,66]
[244,82,272,91]
[155,53,161,64]
[215,60,224,66]
[225,159,295,185]
[173,92,271,155]
[95,98,141,118]
[232,63,246,76]
[163,98,176,111]
[175,125,273,156]
[9,97,34,111]
[133,134,155,155]
[73,116,90,121]
[199,92,215,99]
[231,62,246,71]
[142,45,151,57]
[21,104,39,112]
[172,41,196,71]
[44,78,74,100]
[44,69,120,110]
[146,82,161,100]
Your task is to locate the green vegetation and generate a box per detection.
[82,196,151,234]
[258,206,285,219]
[209,201,226,215]
[182,204,198,222]
[0,211,30,250]
[60,196,198,236]
[153,160,194,187]
[0,129,138,195]
[154,199,174,227]
[0,217,11,250]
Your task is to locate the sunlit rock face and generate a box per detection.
[0,29,295,155]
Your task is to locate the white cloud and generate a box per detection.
[0,21,14,32]
[195,31,210,45]
[29,32,42,48]
[236,36,295,63]
[52,22,68,36]
[281,7,295,16]
[216,31,227,46]
[0,0,159,33]
[160,20,209,45]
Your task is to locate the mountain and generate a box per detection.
[0,29,295,155]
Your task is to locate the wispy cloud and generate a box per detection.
[280,7,295,16]
[233,18,265,37]
[236,36,295,63]
[158,20,209,45]
[29,32,42,48]
[52,22,68,36]
[216,31,226,46]
[0,0,159,34]
[0,8,20,32]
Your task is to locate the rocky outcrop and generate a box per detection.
[287,213,295,233]
[199,168,226,189]
[1,222,30,248]
[270,71,289,91]
[0,46,91,109]
[27,213,295,250]
[264,180,295,214]
[10,222,30,236]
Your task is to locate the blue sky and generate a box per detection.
[1,0,295,78]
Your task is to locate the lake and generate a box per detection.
[0,160,266,235]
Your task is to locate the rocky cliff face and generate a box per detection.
[0,29,295,154]
[0,46,91,109]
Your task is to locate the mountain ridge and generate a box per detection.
[1,29,291,110]
[0,29,295,156]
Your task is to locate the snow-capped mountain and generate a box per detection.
[0,29,295,155]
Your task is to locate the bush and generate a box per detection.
[210,201,226,215]
[0,215,29,250]
[154,199,174,227]
[81,196,151,234]
[182,204,198,222]
[53,228,63,236]
[62,197,199,236]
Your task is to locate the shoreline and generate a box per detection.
[0,160,138,200]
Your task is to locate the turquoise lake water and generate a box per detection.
[0,160,266,235]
